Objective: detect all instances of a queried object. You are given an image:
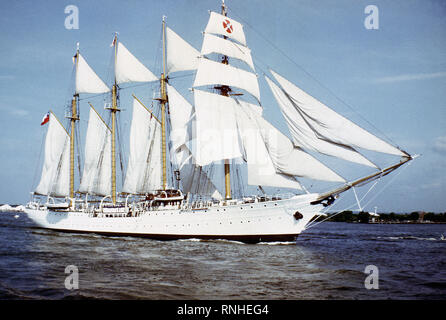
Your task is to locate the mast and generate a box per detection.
[160,16,168,190]
[221,0,231,200]
[70,95,78,200]
[111,32,119,204]
[70,44,80,202]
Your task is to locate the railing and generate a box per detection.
[33,191,302,217]
[99,195,112,210]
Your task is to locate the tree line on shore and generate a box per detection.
[325,211,446,223]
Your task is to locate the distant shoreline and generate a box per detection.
[319,211,446,224]
[369,221,446,224]
[333,221,446,224]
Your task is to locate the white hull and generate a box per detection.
[24,193,324,243]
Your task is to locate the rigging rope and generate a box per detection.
[75,119,83,178]
[115,112,125,188]
[166,113,176,188]
[305,160,412,230]
[361,160,413,210]
[227,5,401,149]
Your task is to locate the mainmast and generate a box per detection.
[70,44,80,203]
[221,0,231,200]
[221,0,227,17]
[110,32,120,204]
[160,16,168,190]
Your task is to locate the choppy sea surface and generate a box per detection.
[0,211,444,300]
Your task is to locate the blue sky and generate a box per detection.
[0,0,445,213]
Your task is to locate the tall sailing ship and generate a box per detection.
[24,1,415,243]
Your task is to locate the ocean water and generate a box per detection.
[0,211,445,300]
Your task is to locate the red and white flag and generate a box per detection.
[110,36,116,47]
[40,112,50,126]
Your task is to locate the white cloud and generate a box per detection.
[420,181,443,190]
[0,105,29,118]
[373,71,446,84]
[0,75,15,80]
[433,136,446,154]
[9,109,29,117]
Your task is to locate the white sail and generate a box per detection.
[166,84,194,151]
[167,84,222,199]
[234,103,302,189]
[35,112,71,197]
[204,11,247,46]
[53,135,70,197]
[234,98,263,116]
[247,160,303,189]
[253,114,346,183]
[78,106,112,196]
[115,42,158,84]
[265,76,378,168]
[75,53,110,94]
[201,33,255,71]
[175,145,223,200]
[235,101,345,185]
[192,89,243,166]
[166,26,200,74]
[142,122,163,192]
[122,98,162,194]
[270,69,407,157]
[193,57,260,101]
